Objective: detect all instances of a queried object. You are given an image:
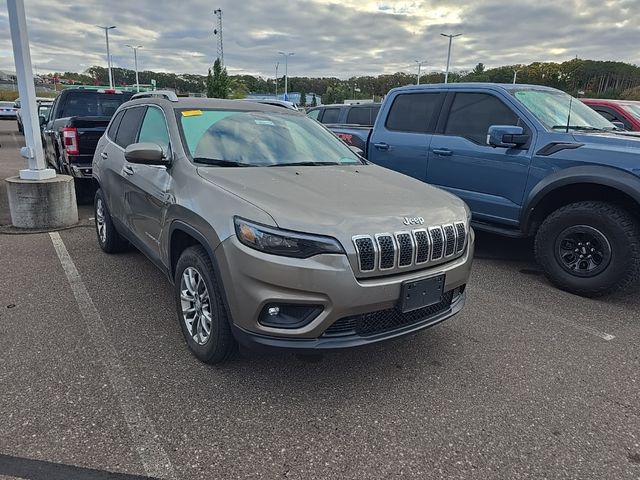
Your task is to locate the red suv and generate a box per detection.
[581,98,640,131]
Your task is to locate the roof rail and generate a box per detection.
[130,90,179,102]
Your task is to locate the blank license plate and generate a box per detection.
[400,274,445,313]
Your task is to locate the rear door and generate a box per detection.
[368,92,443,181]
[123,105,173,259]
[426,91,533,226]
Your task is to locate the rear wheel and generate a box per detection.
[94,189,128,253]
[174,246,236,364]
[534,201,640,297]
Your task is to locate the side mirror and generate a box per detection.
[39,115,46,126]
[349,145,364,156]
[124,143,170,166]
[487,125,529,148]
[611,121,626,131]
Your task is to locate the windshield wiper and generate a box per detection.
[267,161,342,167]
[193,157,253,167]
[551,125,609,132]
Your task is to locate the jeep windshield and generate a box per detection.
[178,109,363,167]
[511,88,615,132]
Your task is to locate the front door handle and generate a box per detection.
[100,151,108,159]
[123,165,135,175]
[432,148,453,156]
[373,142,389,151]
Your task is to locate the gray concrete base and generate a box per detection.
[5,175,78,229]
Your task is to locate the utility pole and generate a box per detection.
[278,51,294,101]
[213,9,224,65]
[513,68,520,84]
[126,44,142,92]
[275,62,279,97]
[97,25,116,88]
[440,33,461,84]
[414,59,427,85]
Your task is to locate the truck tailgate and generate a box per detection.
[69,116,111,156]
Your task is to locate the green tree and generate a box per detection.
[300,91,307,106]
[207,58,230,99]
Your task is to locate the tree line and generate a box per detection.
[52,58,640,102]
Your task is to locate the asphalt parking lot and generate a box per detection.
[1,120,639,480]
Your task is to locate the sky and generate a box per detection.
[0,0,639,79]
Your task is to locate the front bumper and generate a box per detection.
[214,229,474,350]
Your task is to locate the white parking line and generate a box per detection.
[475,287,615,341]
[49,232,176,479]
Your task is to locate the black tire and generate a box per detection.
[174,246,235,364]
[17,122,23,134]
[534,201,640,297]
[94,189,128,253]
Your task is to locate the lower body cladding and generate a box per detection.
[215,230,475,352]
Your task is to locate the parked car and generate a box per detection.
[15,96,54,133]
[329,83,640,297]
[307,103,381,125]
[42,88,133,179]
[0,101,18,119]
[92,91,474,363]
[248,99,299,110]
[581,98,640,131]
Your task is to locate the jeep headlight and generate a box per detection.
[234,217,344,258]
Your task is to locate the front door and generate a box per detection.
[368,92,444,181]
[427,92,533,226]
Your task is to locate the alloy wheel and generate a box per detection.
[95,198,107,244]
[555,225,612,277]
[180,267,212,345]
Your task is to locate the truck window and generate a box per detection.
[107,110,125,141]
[346,107,376,126]
[385,93,440,133]
[59,92,131,118]
[115,107,147,149]
[307,109,321,120]
[444,93,518,144]
[138,107,170,150]
[321,108,340,124]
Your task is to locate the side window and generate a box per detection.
[107,110,125,141]
[138,107,170,150]
[346,107,373,126]
[114,107,146,149]
[307,109,320,120]
[386,93,441,133]
[320,108,340,124]
[445,93,519,144]
[595,109,617,122]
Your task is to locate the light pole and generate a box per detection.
[278,51,294,101]
[414,59,427,85]
[275,62,279,97]
[97,25,116,88]
[440,33,461,84]
[126,44,142,92]
[513,68,520,84]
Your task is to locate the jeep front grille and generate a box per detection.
[352,222,467,274]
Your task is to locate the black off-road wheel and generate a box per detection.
[94,189,128,253]
[534,201,640,297]
[174,246,236,364]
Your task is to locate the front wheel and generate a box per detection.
[534,201,640,297]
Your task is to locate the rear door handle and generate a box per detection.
[100,151,108,159]
[373,142,389,151]
[123,165,135,175]
[432,148,453,156]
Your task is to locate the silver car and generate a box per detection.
[92,91,474,363]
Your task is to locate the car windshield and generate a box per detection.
[178,109,363,167]
[622,103,640,121]
[512,89,615,131]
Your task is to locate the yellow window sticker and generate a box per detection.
[181,110,203,117]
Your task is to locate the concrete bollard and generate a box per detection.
[5,175,78,229]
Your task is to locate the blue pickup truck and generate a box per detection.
[328,83,640,297]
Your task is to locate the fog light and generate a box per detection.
[259,304,323,329]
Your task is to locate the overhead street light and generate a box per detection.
[440,33,462,84]
[414,59,427,85]
[278,51,294,101]
[125,44,143,92]
[97,25,117,88]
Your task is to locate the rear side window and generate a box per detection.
[107,110,125,140]
[115,107,146,149]
[386,93,441,133]
[346,106,379,126]
[320,108,340,124]
[59,92,131,118]
[138,107,170,150]
[307,109,320,120]
[445,93,519,144]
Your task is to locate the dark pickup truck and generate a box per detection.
[42,88,133,179]
[330,83,640,297]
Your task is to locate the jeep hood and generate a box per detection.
[197,165,468,236]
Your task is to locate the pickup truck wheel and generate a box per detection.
[534,201,640,297]
[174,246,235,364]
[94,189,128,253]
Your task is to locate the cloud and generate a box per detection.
[0,0,637,79]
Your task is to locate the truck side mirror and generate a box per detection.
[611,121,626,131]
[39,115,46,126]
[487,125,529,148]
